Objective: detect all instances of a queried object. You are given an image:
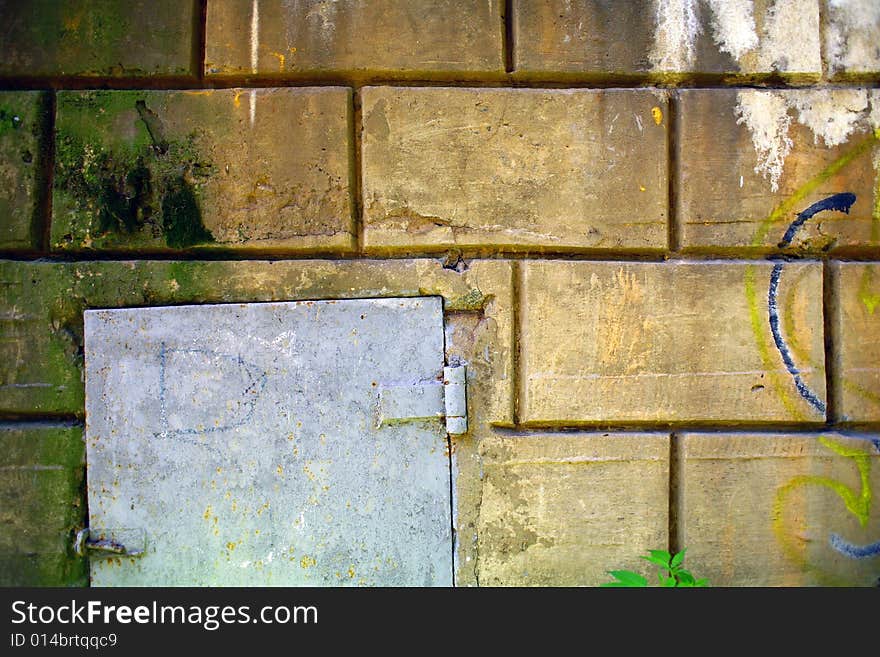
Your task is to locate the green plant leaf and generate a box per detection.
[604,570,648,587]
[647,549,672,565]
[670,548,687,569]
[676,570,695,585]
[694,578,710,587]
[641,554,673,569]
[661,575,676,587]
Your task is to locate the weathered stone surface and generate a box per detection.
[477,433,669,586]
[513,0,820,78]
[0,0,197,78]
[681,432,880,586]
[0,258,513,419]
[823,0,880,77]
[0,92,48,250]
[512,0,656,76]
[205,0,503,78]
[362,87,669,251]
[833,262,880,422]
[0,424,86,586]
[52,89,353,253]
[677,88,879,253]
[521,261,826,424]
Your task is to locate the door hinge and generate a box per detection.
[377,364,468,435]
[74,527,146,558]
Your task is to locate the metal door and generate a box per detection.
[83,297,453,586]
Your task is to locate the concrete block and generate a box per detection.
[513,0,821,79]
[362,87,669,251]
[205,0,504,78]
[823,0,880,78]
[521,260,826,424]
[833,262,880,422]
[0,424,86,586]
[677,88,879,253]
[52,89,353,253]
[477,433,669,586]
[0,0,197,78]
[0,92,48,251]
[681,432,880,586]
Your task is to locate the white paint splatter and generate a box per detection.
[735,90,793,192]
[250,0,259,127]
[650,0,701,71]
[704,0,758,60]
[754,0,821,74]
[783,88,869,147]
[736,88,875,190]
[649,0,821,74]
[825,0,880,74]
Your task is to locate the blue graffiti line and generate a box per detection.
[768,192,857,414]
[829,533,880,559]
[156,343,269,443]
[768,264,827,414]
[777,192,857,247]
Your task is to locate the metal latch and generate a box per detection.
[377,365,468,435]
[74,528,146,557]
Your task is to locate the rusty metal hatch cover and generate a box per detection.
[84,297,453,586]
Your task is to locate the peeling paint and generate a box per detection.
[736,88,876,191]
[735,90,793,192]
[650,0,701,70]
[649,0,820,74]
[705,0,758,60]
[825,0,880,74]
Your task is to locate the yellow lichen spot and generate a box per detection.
[224,491,231,500]
[287,432,295,441]
[348,566,355,578]
[276,465,284,476]
[300,555,316,568]
[216,467,223,474]
[231,501,237,512]
[226,542,236,551]
[651,107,663,125]
[639,185,646,192]
[270,52,286,70]
[203,506,212,521]
[63,13,83,31]
[233,90,245,108]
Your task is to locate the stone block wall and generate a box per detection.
[0,0,878,586]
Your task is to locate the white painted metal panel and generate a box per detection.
[84,297,452,586]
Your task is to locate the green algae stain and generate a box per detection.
[161,176,212,249]
[0,107,23,137]
[54,94,214,250]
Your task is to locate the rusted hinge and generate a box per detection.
[74,528,146,557]
[377,365,468,435]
